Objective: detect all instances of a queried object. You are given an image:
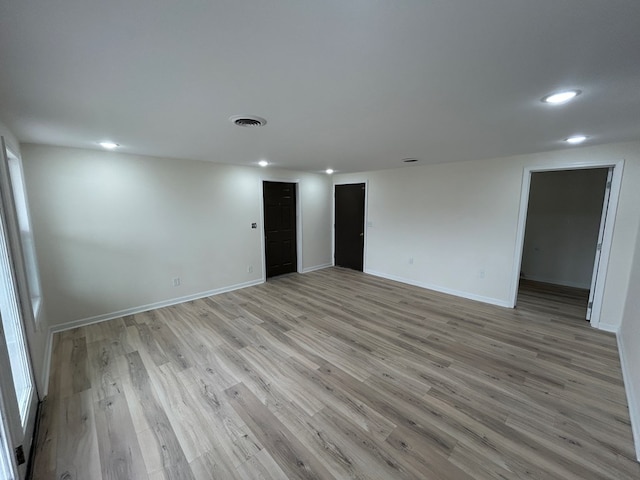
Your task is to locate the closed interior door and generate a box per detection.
[335,183,365,271]
[263,182,297,278]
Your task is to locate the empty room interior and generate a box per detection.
[1,1,640,479]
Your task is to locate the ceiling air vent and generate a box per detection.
[230,115,267,127]
[402,158,418,163]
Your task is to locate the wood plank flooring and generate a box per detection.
[31,268,639,479]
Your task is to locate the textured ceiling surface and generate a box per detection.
[1,1,639,172]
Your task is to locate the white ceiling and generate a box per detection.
[1,1,639,173]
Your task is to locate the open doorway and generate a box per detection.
[511,161,623,329]
[518,168,609,319]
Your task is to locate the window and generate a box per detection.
[0,213,34,424]
[4,148,42,323]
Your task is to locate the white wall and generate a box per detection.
[21,144,332,329]
[521,168,608,289]
[619,220,640,460]
[335,141,640,330]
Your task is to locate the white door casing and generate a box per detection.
[586,167,613,320]
[510,159,624,329]
[0,137,39,479]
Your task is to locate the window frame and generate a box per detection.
[0,141,43,330]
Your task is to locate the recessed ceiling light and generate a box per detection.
[565,135,588,144]
[258,160,269,167]
[99,141,119,150]
[325,168,334,174]
[541,90,581,105]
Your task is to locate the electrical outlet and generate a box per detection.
[247,265,253,273]
[173,277,181,287]
[479,269,485,279]
[409,257,414,265]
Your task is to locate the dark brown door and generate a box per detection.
[263,181,297,278]
[335,183,365,271]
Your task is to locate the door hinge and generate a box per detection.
[596,243,602,251]
[606,181,612,189]
[588,301,593,309]
[15,445,25,465]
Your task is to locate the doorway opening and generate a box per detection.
[334,183,366,272]
[511,161,623,329]
[263,181,298,278]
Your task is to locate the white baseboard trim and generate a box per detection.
[42,278,264,395]
[365,270,511,308]
[596,322,619,334]
[301,263,332,274]
[520,275,591,290]
[617,332,640,461]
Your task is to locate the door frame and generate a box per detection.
[0,319,22,479]
[0,138,38,479]
[0,213,37,480]
[509,159,624,329]
[260,178,302,282]
[586,167,614,321]
[332,180,369,272]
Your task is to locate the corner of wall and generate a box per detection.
[301,263,332,274]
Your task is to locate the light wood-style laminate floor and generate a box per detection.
[31,268,639,479]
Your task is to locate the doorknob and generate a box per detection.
[359,232,364,236]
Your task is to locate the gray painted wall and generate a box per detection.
[521,168,608,289]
